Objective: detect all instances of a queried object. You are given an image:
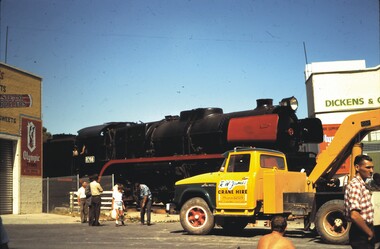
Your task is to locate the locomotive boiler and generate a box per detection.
[44,96,323,201]
[78,96,321,159]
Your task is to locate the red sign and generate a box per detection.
[319,124,350,174]
[21,118,42,176]
[0,94,32,108]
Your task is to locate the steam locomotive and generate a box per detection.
[44,96,323,202]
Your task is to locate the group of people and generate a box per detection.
[76,176,152,227]
[111,182,153,226]
[77,174,104,226]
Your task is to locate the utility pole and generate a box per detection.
[5,25,8,63]
[0,0,2,62]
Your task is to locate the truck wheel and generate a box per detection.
[315,199,350,245]
[180,197,215,235]
[221,217,248,234]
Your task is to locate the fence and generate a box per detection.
[69,191,114,213]
[43,175,114,213]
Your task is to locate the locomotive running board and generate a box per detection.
[98,153,224,180]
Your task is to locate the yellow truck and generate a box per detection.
[173,109,380,244]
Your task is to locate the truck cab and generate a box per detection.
[174,147,310,235]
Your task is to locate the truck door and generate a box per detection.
[216,153,254,210]
[259,154,288,214]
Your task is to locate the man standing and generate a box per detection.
[344,154,375,249]
[257,216,295,249]
[77,181,88,223]
[89,174,103,226]
[135,183,152,226]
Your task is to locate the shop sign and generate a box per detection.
[0,94,32,108]
[319,124,350,174]
[21,117,42,176]
[324,97,380,109]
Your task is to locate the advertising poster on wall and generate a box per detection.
[21,117,42,176]
[319,124,350,175]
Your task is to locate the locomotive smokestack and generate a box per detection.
[256,99,273,108]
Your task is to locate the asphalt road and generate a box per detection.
[4,221,352,249]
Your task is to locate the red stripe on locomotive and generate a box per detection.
[227,114,278,142]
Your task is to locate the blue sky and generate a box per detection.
[1,0,379,134]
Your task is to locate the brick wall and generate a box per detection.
[20,177,42,213]
[1,63,43,214]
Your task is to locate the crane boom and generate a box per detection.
[308,109,380,186]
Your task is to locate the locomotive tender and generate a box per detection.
[44,96,323,202]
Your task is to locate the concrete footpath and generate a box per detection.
[2,211,179,225]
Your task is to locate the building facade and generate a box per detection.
[0,62,42,214]
[305,60,380,174]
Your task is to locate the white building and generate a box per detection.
[305,60,380,173]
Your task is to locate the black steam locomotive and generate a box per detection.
[44,96,323,202]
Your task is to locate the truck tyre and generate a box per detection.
[180,197,215,235]
[315,199,350,245]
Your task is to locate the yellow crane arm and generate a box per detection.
[307,109,380,186]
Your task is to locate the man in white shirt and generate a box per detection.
[76,181,88,223]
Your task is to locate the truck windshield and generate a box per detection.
[226,154,251,172]
[260,155,285,170]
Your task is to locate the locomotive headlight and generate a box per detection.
[280,96,298,111]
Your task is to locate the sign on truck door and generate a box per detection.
[216,153,254,209]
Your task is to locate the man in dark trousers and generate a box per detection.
[135,182,152,226]
[77,181,88,223]
[89,174,103,226]
[344,154,375,249]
